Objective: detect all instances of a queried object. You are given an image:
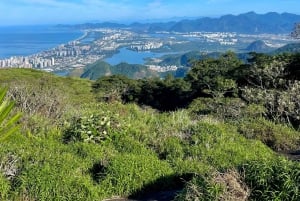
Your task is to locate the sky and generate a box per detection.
[1,0,300,25]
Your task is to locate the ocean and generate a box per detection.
[0,25,82,59]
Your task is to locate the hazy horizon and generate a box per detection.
[1,0,300,26]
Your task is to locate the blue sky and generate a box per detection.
[1,0,300,25]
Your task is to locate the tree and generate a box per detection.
[236,53,288,89]
[123,75,192,111]
[92,75,136,102]
[185,51,242,98]
[0,87,21,141]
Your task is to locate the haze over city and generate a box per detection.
[1,0,300,25]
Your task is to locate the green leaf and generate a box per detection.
[0,87,21,141]
[0,87,7,103]
[0,101,15,124]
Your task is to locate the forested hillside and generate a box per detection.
[80,61,159,80]
[0,52,300,200]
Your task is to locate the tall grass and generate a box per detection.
[0,69,298,200]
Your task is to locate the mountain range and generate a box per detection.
[64,12,300,34]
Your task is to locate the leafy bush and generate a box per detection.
[188,97,246,120]
[123,75,192,111]
[237,118,300,151]
[63,114,114,144]
[241,81,300,127]
[6,81,66,120]
[92,75,136,102]
[185,51,241,98]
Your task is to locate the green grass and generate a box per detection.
[241,158,300,201]
[0,68,95,106]
[99,153,174,197]
[0,68,299,200]
[237,117,300,151]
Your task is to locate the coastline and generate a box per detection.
[0,26,84,59]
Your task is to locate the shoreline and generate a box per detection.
[0,26,85,60]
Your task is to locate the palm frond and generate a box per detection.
[0,87,21,141]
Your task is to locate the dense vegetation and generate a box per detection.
[79,44,300,81]
[80,60,159,80]
[0,51,300,200]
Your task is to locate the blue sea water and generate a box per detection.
[0,26,82,59]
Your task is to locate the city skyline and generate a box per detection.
[1,0,300,26]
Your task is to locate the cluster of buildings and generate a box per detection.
[0,56,55,68]
[179,32,238,45]
[0,40,94,70]
[0,29,170,71]
[130,41,164,51]
[0,57,31,68]
[37,42,91,59]
[147,64,178,72]
[0,28,244,72]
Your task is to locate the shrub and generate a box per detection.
[240,79,300,128]
[63,114,114,144]
[188,97,246,120]
[92,75,136,102]
[188,97,266,121]
[123,76,191,111]
[6,81,66,120]
[237,118,300,151]
[185,51,241,98]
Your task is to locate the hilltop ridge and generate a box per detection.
[62,12,300,34]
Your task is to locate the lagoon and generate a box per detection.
[104,47,165,65]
